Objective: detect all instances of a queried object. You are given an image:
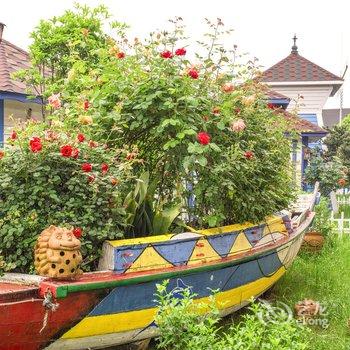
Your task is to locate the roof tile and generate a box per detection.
[262,52,343,83]
[0,39,31,94]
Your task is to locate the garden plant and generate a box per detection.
[1,5,295,273]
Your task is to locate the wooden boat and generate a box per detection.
[0,187,318,350]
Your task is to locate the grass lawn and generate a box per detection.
[269,236,350,350]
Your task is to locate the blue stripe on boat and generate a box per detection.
[90,250,282,316]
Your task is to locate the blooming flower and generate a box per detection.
[10,131,17,140]
[72,148,79,159]
[48,93,61,109]
[101,163,109,174]
[126,152,137,160]
[267,103,276,110]
[222,83,234,93]
[88,140,98,148]
[88,174,95,183]
[338,178,347,187]
[160,50,173,59]
[81,163,93,172]
[83,100,90,111]
[212,107,220,115]
[175,47,186,56]
[188,68,199,79]
[73,227,82,238]
[78,115,93,125]
[77,133,85,142]
[117,52,125,59]
[29,137,42,153]
[0,150,4,159]
[230,119,246,132]
[111,177,119,186]
[60,144,73,157]
[244,151,254,159]
[197,132,211,145]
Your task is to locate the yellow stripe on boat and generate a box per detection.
[108,215,285,247]
[61,266,286,339]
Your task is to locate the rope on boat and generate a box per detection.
[39,288,59,333]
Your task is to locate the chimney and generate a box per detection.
[0,23,5,42]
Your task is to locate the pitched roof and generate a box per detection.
[0,39,31,94]
[266,89,290,100]
[261,51,343,83]
[282,110,327,134]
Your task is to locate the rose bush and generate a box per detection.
[0,120,137,272]
[17,10,295,229]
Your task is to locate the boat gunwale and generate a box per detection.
[40,211,314,298]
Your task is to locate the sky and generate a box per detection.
[1,0,350,108]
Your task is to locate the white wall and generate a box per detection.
[4,99,43,140]
[268,84,333,127]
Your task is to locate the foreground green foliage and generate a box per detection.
[0,122,137,271]
[155,281,309,350]
[272,236,350,350]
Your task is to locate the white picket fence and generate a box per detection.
[330,191,350,234]
[330,211,350,234]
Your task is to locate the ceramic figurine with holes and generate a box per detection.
[34,225,83,279]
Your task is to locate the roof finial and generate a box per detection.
[291,34,298,54]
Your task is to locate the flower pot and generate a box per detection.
[303,231,325,251]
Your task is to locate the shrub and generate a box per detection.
[304,153,346,195]
[155,281,310,350]
[21,10,295,228]
[0,121,137,272]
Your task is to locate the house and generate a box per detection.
[0,23,42,145]
[262,36,343,188]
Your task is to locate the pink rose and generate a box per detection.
[230,119,246,132]
[48,94,61,109]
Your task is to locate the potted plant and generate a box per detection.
[303,198,333,250]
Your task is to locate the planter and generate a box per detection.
[303,231,325,251]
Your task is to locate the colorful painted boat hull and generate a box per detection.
[0,208,314,350]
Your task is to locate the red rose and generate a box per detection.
[73,227,82,238]
[244,151,254,159]
[117,52,125,59]
[88,174,95,183]
[267,103,275,110]
[29,137,42,153]
[10,131,17,140]
[175,47,186,56]
[83,100,90,111]
[160,50,173,59]
[188,68,199,79]
[77,133,85,142]
[72,148,79,159]
[60,144,73,157]
[101,163,109,174]
[81,163,93,172]
[0,150,4,159]
[197,132,210,145]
